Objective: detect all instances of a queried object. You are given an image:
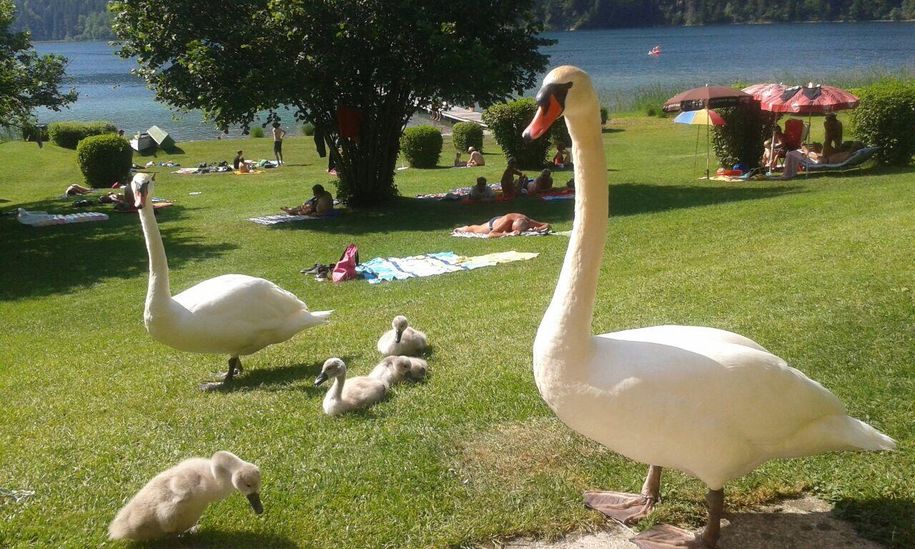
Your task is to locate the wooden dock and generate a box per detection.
[435,107,487,127]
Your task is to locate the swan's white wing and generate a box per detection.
[173,274,307,317]
[571,334,847,487]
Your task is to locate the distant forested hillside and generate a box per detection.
[10,0,915,41]
[11,0,111,40]
[534,0,915,29]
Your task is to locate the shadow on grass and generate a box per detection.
[610,183,804,216]
[263,195,575,235]
[264,181,803,234]
[135,530,299,548]
[0,203,236,302]
[217,357,349,393]
[833,496,915,548]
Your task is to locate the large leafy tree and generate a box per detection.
[111,0,550,205]
[0,0,76,130]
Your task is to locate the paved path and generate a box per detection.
[495,495,881,549]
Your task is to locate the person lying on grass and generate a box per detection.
[455,212,551,237]
[282,184,334,216]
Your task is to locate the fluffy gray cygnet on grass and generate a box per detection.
[315,358,387,415]
[108,451,262,541]
[377,315,428,356]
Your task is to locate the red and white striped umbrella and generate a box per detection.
[744,83,859,114]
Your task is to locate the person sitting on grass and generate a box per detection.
[455,212,551,238]
[466,147,485,167]
[469,177,495,202]
[282,184,334,216]
[233,150,250,173]
[527,169,554,195]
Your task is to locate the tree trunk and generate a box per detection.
[331,91,411,207]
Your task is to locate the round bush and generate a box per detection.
[452,121,483,152]
[400,126,443,168]
[482,98,551,169]
[49,120,117,149]
[850,79,915,166]
[250,126,265,138]
[711,102,767,169]
[302,122,315,136]
[77,134,133,188]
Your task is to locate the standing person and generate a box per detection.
[272,122,287,165]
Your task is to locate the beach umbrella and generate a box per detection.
[743,83,860,171]
[674,108,726,179]
[663,85,753,113]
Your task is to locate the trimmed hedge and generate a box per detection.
[712,102,767,170]
[452,121,483,152]
[21,121,49,143]
[851,79,915,166]
[250,126,265,138]
[302,122,315,136]
[77,134,133,188]
[48,120,117,149]
[482,99,551,169]
[400,126,443,168]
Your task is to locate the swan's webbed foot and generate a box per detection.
[585,464,662,525]
[631,488,723,549]
[584,491,657,524]
[631,524,707,548]
[200,357,242,391]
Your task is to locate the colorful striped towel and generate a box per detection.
[357,251,538,284]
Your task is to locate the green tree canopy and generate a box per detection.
[111,0,551,205]
[1,0,76,129]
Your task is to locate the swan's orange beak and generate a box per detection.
[523,94,563,142]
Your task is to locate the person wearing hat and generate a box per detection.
[823,113,843,157]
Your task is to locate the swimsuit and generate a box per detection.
[487,216,500,231]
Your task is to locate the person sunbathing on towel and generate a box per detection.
[469,177,495,202]
[282,184,334,216]
[455,213,551,238]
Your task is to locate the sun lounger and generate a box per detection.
[804,146,879,172]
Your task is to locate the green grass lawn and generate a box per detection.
[0,119,912,548]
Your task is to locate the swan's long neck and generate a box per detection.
[137,202,172,315]
[535,98,608,372]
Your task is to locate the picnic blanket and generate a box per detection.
[247,210,342,225]
[357,250,538,284]
[451,229,552,238]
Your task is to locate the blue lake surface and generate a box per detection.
[33,22,915,142]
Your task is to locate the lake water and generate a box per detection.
[33,22,915,142]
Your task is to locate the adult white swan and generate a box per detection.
[523,66,895,548]
[132,173,331,390]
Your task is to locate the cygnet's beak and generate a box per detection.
[314,372,329,386]
[247,492,264,514]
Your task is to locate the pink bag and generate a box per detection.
[332,243,359,282]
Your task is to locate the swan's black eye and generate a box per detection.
[536,82,573,109]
